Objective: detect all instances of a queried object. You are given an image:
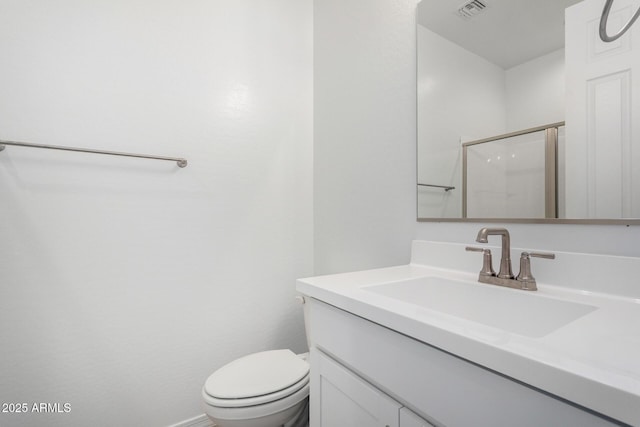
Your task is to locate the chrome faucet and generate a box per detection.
[466,227,555,291]
[475,227,513,279]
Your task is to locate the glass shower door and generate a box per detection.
[463,124,561,219]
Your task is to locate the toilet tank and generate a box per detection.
[297,295,312,352]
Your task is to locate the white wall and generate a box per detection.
[0,1,312,426]
[417,26,506,218]
[314,0,418,274]
[505,49,565,131]
[314,0,640,278]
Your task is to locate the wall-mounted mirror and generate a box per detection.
[417,0,640,223]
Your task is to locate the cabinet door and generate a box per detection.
[312,349,401,427]
[400,408,434,427]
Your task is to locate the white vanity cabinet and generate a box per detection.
[312,349,433,427]
[306,298,622,427]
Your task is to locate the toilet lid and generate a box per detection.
[204,349,310,400]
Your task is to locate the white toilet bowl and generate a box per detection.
[202,349,310,427]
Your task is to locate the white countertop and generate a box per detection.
[296,241,640,426]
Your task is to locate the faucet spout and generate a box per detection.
[476,227,513,279]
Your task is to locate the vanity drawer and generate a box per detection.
[307,298,622,427]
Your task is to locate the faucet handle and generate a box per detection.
[529,251,556,260]
[516,251,555,290]
[466,246,496,278]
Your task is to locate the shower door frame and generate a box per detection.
[462,122,563,219]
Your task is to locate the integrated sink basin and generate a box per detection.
[364,276,597,338]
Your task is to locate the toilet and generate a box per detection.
[201,349,310,427]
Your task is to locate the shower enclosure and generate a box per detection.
[462,122,565,219]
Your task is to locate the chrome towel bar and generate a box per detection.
[0,139,187,168]
[418,183,455,192]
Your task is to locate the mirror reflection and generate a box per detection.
[417,0,640,223]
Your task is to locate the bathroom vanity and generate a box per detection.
[296,240,640,426]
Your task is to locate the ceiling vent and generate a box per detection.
[457,0,487,19]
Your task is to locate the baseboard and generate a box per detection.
[167,413,214,427]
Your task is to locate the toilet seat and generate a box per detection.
[203,373,309,408]
[203,349,310,408]
[202,379,309,424]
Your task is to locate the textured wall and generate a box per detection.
[314,0,419,274]
[506,49,565,131]
[0,1,312,426]
[417,25,506,218]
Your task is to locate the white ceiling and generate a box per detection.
[417,0,583,69]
